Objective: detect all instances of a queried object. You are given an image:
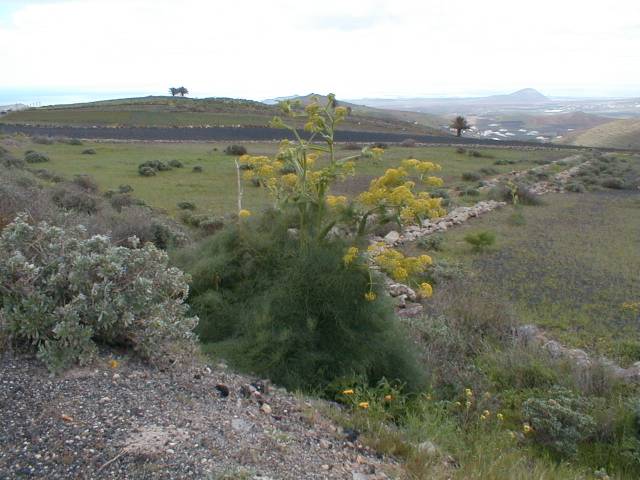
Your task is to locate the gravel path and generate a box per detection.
[0,352,397,479]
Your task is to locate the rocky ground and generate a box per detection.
[0,352,400,480]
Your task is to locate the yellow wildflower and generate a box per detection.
[497,413,504,421]
[465,388,473,397]
[384,394,393,401]
[418,282,433,298]
[454,401,462,407]
[370,147,385,156]
[109,359,119,369]
[465,400,472,409]
[364,291,377,302]
[242,170,255,181]
[281,173,298,187]
[482,410,491,418]
[239,209,251,218]
[392,266,408,282]
[358,402,369,409]
[343,246,359,265]
[334,106,348,116]
[424,176,444,187]
[342,389,354,395]
[509,431,516,439]
[523,423,532,434]
[418,254,432,267]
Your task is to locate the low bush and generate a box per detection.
[565,181,586,193]
[601,177,624,190]
[417,234,444,251]
[24,151,49,163]
[31,135,55,145]
[464,230,496,251]
[461,171,481,182]
[118,184,133,194]
[494,159,516,165]
[177,215,423,391]
[51,185,99,214]
[71,174,99,193]
[224,144,247,156]
[177,201,196,211]
[399,138,416,147]
[455,147,466,154]
[468,150,493,158]
[168,159,184,168]
[81,148,96,155]
[30,168,63,182]
[489,183,543,206]
[523,387,596,458]
[192,165,203,173]
[462,187,480,196]
[139,166,156,177]
[0,215,198,372]
[138,160,171,176]
[479,167,498,176]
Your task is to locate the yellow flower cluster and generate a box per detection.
[343,246,359,265]
[622,301,640,312]
[326,195,347,208]
[358,165,446,225]
[369,245,432,284]
[364,291,376,302]
[239,209,252,218]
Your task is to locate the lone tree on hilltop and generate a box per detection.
[450,115,470,137]
[169,87,189,97]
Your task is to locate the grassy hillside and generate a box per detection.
[0,95,446,136]
[563,118,640,149]
[1,137,568,216]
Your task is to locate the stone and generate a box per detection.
[543,340,564,358]
[231,418,251,432]
[396,303,423,318]
[319,439,331,449]
[384,230,400,243]
[215,384,230,398]
[416,440,439,456]
[260,403,272,414]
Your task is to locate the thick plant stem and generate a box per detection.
[234,159,243,213]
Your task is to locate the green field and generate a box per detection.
[2,137,571,216]
[416,190,640,363]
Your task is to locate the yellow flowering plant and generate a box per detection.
[238,94,444,301]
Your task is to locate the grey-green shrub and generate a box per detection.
[25,151,49,163]
[0,215,198,372]
[523,387,595,457]
[192,165,203,173]
[81,148,96,155]
[168,159,184,168]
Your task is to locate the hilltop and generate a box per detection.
[562,118,640,149]
[0,95,446,136]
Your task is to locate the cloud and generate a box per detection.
[0,0,638,98]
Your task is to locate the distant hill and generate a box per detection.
[0,95,446,136]
[266,93,445,132]
[349,88,551,113]
[562,118,640,149]
[0,103,27,113]
[484,88,550,105]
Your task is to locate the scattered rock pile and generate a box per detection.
[516,324,640,383]
[375,200,506,247]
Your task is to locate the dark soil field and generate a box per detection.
[0,123,590,149]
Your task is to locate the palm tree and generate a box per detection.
[450,116,470,137]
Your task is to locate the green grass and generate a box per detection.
[421,191,640,363]
[2,137,572,217]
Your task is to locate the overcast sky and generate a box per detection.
[1,0,639,103]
